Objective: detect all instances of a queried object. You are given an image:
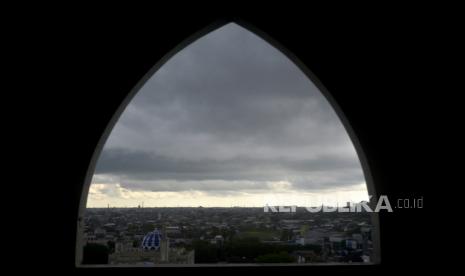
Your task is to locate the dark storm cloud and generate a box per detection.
[95,148,361,181]
[93,23,366,194]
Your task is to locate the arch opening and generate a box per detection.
[76,22,380,266]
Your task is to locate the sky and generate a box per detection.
[86,23,368,208]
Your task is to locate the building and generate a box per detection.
[141,229,162,250]
[109,228,194,265]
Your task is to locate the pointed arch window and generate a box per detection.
[77,22,380,266]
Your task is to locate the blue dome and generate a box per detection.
[142,229,162,250]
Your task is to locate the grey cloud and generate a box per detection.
[92,23,366,196]
[95,148,361,179]
[94,147,364,192]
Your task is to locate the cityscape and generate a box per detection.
[79,23,376,267]
[81,205,374,266]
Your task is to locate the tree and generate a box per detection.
[192,240,218,263]
[256,251,295,263]
[82,243,109,264]
[107,240,115,254]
